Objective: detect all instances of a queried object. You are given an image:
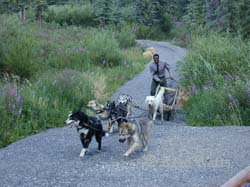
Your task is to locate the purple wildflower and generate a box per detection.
[11,104,16,109]
[175,21,182,28]
[10,88,17,96]
[227,93,234,101]
[17,108,22,115]
[16,96,22,105]
[224,75,232,81]
[235,75,240,81]
[203,85,209,91]
[228,102,233,110]
[190,85,197,94]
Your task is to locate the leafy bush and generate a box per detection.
[185,88,236,126]
[134,24,154,39]
[0,70,93,147]
[0,14,146,148]
[85,29,124,66]
[179,31,250,126]
[119,6,135,23]
[33,69,92,106]
[179,32,249,89]
[160,13,173,34]
[115,24,136,49]
[45,4,97,26]
[0,16,38,79]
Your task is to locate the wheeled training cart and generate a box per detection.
[155,84,179,121]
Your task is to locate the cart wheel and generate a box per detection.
[164,111,171,121]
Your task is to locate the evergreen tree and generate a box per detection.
[239,0,250,39]
[205,0,221,30]
[134,0,159,26]
[185,0,206,29]
[94,0,117,26]
[176,0,189,19]
[0,0,32,21]
[220,0,240,33]
[166,0,178,19]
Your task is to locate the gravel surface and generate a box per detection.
[1,40,250,187]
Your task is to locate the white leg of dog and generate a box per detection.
[124,136,140,157]
[107,120,114,134]
[109,124,114,133]
[153,108,157,121]
[79,148,87,157]
[160,103,164,122]
[124,142,139,157]
[143,145,149,152]
[127,106,133,118]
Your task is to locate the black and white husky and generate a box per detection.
[65,110,108,158]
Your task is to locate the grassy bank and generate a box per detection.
[0,15,148,147]
[178,30,250,126]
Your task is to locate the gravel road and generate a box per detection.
[1,40,249,187]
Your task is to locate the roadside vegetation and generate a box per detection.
[176,0,250,126]
[0,0,250,147]
[0,13,147,147]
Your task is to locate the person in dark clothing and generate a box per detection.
[149,54,173,96]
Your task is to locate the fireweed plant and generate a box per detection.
[179,32,250,126]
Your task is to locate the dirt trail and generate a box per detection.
[0,40,249,187]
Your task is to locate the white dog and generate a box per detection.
[145,86,165,121]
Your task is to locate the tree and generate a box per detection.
[94,0,118,26]
[33,0,48,30]
[1,0,32,22]
[134,0,159,26]
[220,0,240,33]
[185,0,207,29]
[205,0,221,30]
[239,0,250,39]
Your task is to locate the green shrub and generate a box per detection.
[135,24,154,39]
[45,4,97,26]
[0,15,38,79]
[85,29,123,66]
[0,14,146,148]
[33,69,92,107]
[4,34,38,78]
[185,80,250,126]
[115,24,136,49]
[119,6,135,23]
[0,79,27,147]
[0,69,93,147]
[185,88,236,126]
[179,32,249,89]
[160,13,173,34]
[179,31,250,126]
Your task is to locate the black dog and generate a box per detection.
[105,101,128,131]
[65,109,108,157]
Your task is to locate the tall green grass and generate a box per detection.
[0,15,147,148]
[44,4,97,27]
[179,31,250,126]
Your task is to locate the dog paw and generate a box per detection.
[143,147,148,152]
[105,132,110,137]
[79,148,87,158]
[96,149,102,153]
[123,153,130,157]
[109,127,114,134]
